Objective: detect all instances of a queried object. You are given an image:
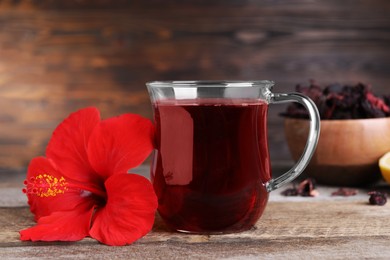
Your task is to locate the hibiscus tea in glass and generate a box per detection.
[147,81,320,234]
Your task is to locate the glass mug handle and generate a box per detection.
[265,93,321,192]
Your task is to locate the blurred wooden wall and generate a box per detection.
[0,0,389,171]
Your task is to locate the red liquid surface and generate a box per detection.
[152,99,271,233]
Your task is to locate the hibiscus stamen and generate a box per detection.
[23,174,68,197]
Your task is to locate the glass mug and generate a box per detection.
[147,81,320,234]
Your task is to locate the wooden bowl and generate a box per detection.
[284,117,390,186]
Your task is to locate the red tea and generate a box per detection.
[151,99,271,233]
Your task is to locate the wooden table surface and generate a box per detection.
[1,165,390,259]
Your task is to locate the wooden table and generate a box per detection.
[1,166,390,259]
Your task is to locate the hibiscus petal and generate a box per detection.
[20,200,94,242]
[87,114,154,179]
[25,157,90,221]
[46,107,101,183]
[89,174,158,246]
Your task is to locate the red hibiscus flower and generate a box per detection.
[20,107,157,246]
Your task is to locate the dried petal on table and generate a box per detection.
[281,187,299,196]
[297,178,319,197]
[331,188,358,196]
[281,178,319,197]
[368,191,387,206]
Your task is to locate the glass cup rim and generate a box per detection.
[146,80,275,88]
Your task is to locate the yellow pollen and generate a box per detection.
[23,174,68,197]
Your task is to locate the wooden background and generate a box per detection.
[0,0,389,171]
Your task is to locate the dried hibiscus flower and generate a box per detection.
[368,191,387,206]
[331,188,358,196]
[281,187,299,196]
[282,80,390,120]
[20,107,157,246]
[281,178,319,197]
